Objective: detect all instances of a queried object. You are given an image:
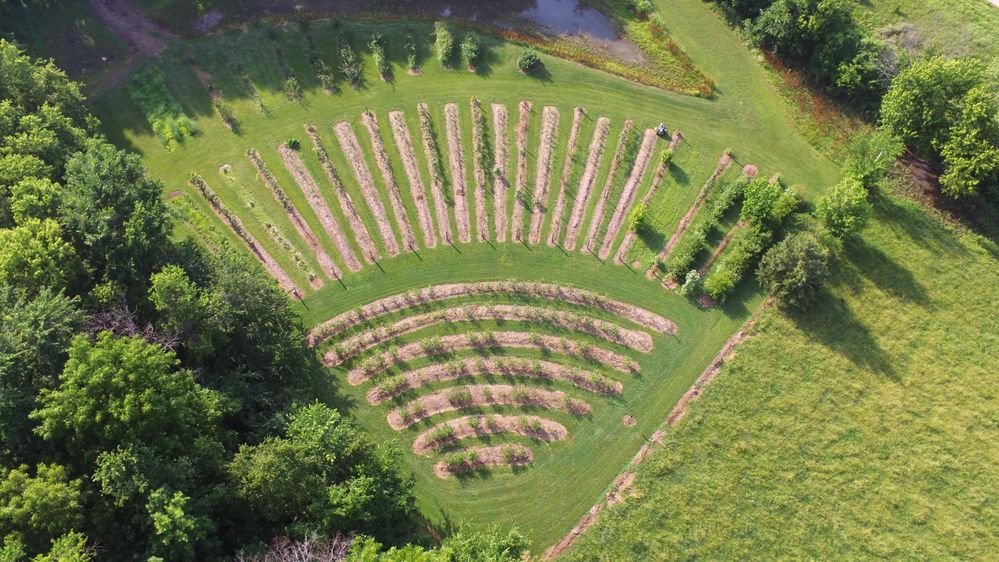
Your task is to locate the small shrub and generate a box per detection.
[315,59,336,93]
[420,336,443,354]
[369,34,389,80]
[434,21,455,68]
[429,425,455,444]
[741,177,798,227]
[340,45,364,89]
[815,176,871,238]
[285,138,301,150]
[283,76,302,102]
[660,148,673,166]
[213,100,238,130]
[679,270,702,298]
[757,231,831,309]
[461,34,481,69]
[627,203,649,233]
[404,29,419,70]
[511,386,532,403]
[517,49,542,73]
[630,0,654,17]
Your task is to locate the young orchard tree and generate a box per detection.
[757,231,831,309]
[815,176,872,238]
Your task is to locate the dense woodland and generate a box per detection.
[0,41,526,561]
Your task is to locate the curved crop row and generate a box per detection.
[278,143,357,274]
[333,121,401,255]
[434,444,532,479]
[598,129,658,259]
[305,125,374,266]
[362,111,418,251]
[189,173,299,294]
[582,120,634,254]
[414,414,566,455]
[309,280,677,346]
[246,147,340,281]
[528,106,561,244]
[491,103,510,242]
[417,102,454,244]
[443,103,471,243]
[548,107,585,246]
[564,117,611,250]
[367,357,622,405]
[387,383,591,429]
[324,302,653,366]
[343,331,637,385]
[511,100,532,242]
[387,111,437,248]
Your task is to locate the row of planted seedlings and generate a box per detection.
[322,291,651,477]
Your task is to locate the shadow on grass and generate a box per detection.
[842,237,931,307]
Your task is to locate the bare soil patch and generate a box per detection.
[362,111,418,252]
[622,414,636,427]
[388,111,437,248]
[309,280,678,346]
[343,331,636,385]
[528,106,561,244]
[417,103,454,244]
[742,164,758,178]
[564,117,611,250]
[246,148,336,285]
[304,125,373,267]
[366,357,621,405]
[548,107,585,246]
[413,414,567,455]
[443,103,472,243]
[433,444,533,479]
[334,121,400,256]
[598,129,657,259]
[511,101,533,242]
[583,120,634,254]
[387,384,591,430]
[325,302,653,366]
[646,151,733,279]
[491,103,510,242]
[470,99,490,242]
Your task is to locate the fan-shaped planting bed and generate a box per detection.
[414,415,567,455]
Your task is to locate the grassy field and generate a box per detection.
[851,0,999,59]
[86,0,842,549]
[565,184,999,559]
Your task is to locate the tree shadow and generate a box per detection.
[842,237,931,307]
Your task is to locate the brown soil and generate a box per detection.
[564,117,612,250]
[334,121,400,256]
[304,125,374,266]
[742,164,758,178]
[343,331,636,385]
[88,0,175,96]
[583,120,635,255]
[190,178,299,295]
[668,129,684,152]
[443,103,472,244]
[605,471,636,506]
[548,107,585,246]
[646,151,733,279]
[528,106,561,244]
[362,112,418,252]
[433,444,533,479]
[278,144,358,275]
[246,148,336,285]
[388,111,437,248]
[598,129,658,259]
[417,103,454,245]
[387,384,591,430]
[366,357,622,405]
[309,280,678,346]
[470,99,490,242]
[622,415,636,427]
[491,103,510,242]
[326,302,653,366]
[614,157,671,264]
[413,414,567,455]
[510,101,533,242]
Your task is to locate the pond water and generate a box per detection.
[517,0,621,42]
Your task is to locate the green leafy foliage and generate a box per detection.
[740,177,797,227]
[0,463,82,554]
[757,231,831,308]
[340,44,364,89]
[816,177,871,238]
[0,218,77,292]
[127,68,198,149]
[517,49,542,73]
[460,34,481,68]
[434,22,455,68]
[369,34,389,80]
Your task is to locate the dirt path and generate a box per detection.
[582,120,634,254]
[334,121,401,256]
[511,101,533,242]
[362,111,418,252]
[614,131,682,264]
[366,357,621,405]
[470,99,490,242]
[417,103,454,245]
[305,125,374,266]
[388,111,437,249]
[528,106,561,244]
[443,103,472,244]
[415,415,566,455]
[492,104,510,242]
[88,0,175,95]
[598,129,657,259]
[646,151,733,279]
[564,117,611,250]
[542,302,767,560]
[434,444,533,479]
[548,107,585,246]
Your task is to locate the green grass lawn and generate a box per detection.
[87,0,847,553]
[564,185,999,559]
[851,0,999,59]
